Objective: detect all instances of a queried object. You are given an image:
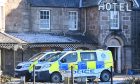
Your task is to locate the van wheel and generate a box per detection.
[51,73,62,83]
[100,71,111,82]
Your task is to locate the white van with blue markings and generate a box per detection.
[33,50,113,83]
[14,51,60,81]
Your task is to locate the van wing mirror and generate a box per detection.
[61,58,66,63]
[39,59,45,62]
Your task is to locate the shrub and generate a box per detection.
[0,75,12,83]
[120,76,140,84]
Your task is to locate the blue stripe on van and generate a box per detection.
[78,62,87,70]
[96,61,104,69]
[60,63,68,70]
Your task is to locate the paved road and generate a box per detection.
[5,75,140,84]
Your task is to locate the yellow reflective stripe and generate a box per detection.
[29,61,38,72]
[104,61,113,68]
[108,51,113,61]
[87,61,96,69]
[104,51,113,68]
[49,61,59,73]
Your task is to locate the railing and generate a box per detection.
[61,66,114,84]
[123,67,140,84]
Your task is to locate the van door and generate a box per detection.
[59,52,78,71]
[80,52,97,70]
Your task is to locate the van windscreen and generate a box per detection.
[28,52,46,62]
[45,52,66,62]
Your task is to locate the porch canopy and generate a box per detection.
[2,32,97,50]
[0,32,26,49]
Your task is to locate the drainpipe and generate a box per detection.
[62,8,66,36]
[79,0,87,36]
[79,0,82,7]
[82,9,87,36]
[0,49,2,76]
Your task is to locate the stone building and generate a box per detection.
[0,0,139,75]
[132,0,140,69]
[80,0,139,73]
[0,0,96,75]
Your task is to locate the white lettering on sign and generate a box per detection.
[98,3,132,11]
[61,69,96,77]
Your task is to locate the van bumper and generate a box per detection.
[15,70,31,77]
[32,71,51,82]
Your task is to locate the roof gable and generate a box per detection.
[136,0,140,7]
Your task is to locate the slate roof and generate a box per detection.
[7,33,96,44]
[82,0,99,7]
[0,32,26,43]
[137,0,140,8]
[29,0,80,8]
[29,0,140,8]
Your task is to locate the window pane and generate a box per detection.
[47,16,49,19]
[80,52,97,61]
[69,11,78,30]
[62,53,77,63]
[40,24,49,28]
[47,11,49,15]
[44,11,46,15]
[39,10,50,29]
[40,11,43,15]
[110,11,119,29]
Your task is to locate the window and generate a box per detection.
[80,52,97,61]
[110,11,119,30]
[61,52,77,63]
[39,53,57,62]
[39,10,50,29]
[0,8,1,28]
[68,11,78,30]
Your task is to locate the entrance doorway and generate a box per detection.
[108,47,121,73]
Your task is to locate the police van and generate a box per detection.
[15,51,60,81]
[33,50,113,83]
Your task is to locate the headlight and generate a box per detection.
[16,66,22,69]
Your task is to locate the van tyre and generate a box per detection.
[51,73,62,83]
[100,71,111,82]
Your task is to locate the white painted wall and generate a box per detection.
[0,0,5,32]
[0,0,5,6]
[0,7,1,30]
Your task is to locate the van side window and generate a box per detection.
[80,52,97,61]
[61,52,77,63]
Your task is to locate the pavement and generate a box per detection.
[3,75,140,84]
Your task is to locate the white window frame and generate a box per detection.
[39,10,50,30]
[68,11,78,30]
[0,7,1,29]
[110,11,120,30]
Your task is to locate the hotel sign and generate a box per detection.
[98,3,132,11]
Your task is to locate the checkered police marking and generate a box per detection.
[96,61,104,69]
